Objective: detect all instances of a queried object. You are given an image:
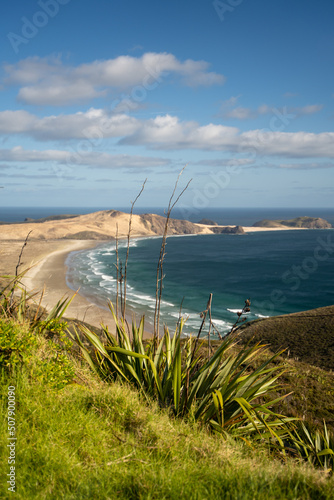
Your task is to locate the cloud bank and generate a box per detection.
[3,53,225,105]
[1,110,334,160]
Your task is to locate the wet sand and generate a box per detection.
[0,222,309,336]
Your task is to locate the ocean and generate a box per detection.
[2,206,333,337]
[65,229,334,337]
[2,206,334,226]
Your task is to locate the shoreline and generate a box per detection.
[21,240,122,332]
[1,224,331,339]
[3,238,153,338]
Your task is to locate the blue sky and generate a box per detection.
[0,0,333,210]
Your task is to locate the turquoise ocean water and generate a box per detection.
[2,207,333,337]
[64,210,334,337]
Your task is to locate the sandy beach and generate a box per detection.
[0,210,313,336]
[0,239,125,333]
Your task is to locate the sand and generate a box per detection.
[0,238,155,336]
[0,210,309,336]
[0,209,307,241]
[1,239,111,326]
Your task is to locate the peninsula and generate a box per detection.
[0,210,331,332]
[0,209,324,241]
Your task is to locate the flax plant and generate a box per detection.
[284,421,334,470]
[72,302,294,441]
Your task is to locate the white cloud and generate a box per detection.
[3,55,62,85]
[225,107,255,119]
[218,97,323,120]
[120,115,334,158]
[18,82,106,106]
[3,54,225,105]
[239,130,334,158]
[0,146,171,169]
[0,108,139,140]
[1,110,334,159]
[0,110,38,133]
[292,104,323,115]
[192,158,255,167]
[257,104,271,115]
[278,161,334,170]
[218,98,271,120]
[121,115,334,157]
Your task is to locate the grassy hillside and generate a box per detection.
[238,305,334,371]
[194,338,334,434]
[1,271,334,499]
[1,317,334,500]
[231,305,334,431]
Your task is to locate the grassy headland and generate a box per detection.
[1,210,334,498]
[238,305,334,371]
[1,313,334,500]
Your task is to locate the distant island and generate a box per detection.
[253,216,332,229]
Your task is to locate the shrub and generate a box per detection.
[0,318,37,372]
[73,303,294,441]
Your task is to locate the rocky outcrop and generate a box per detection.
[253,217,332,229]
[139,214,205,235]
[211,225,245,234]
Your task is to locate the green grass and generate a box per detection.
[1,363,334,499]
[1,317,334,499]
[238,304,334,371]
[1,277,334,499]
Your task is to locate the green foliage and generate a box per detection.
[74,305,334,470]
[0,275,76,389]
[271,360,334,433]
[0,272,35,321]
[0,318,37,372]
[34,352,75,390]
[1,267,333,486]
[73,303,295,442]
[38,318,73,350]
[0,315,75,389]
[286,421,334,470]
[1,370,333,500]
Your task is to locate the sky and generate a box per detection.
[0,0,333,210]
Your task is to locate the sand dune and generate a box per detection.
[0,210,321,336]
[0,209,306,241]
[0,210,207,240]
